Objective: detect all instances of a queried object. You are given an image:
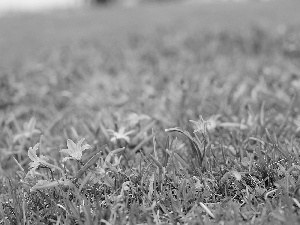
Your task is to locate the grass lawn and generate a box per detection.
[1,0,300,224]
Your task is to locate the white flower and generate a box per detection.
[60,138,91,162]
[28,143,49,173]
[206,114,221,131]
[13,117,41,143]
[189,115,209,133]
[107,127,135,143]
[125,113,151,127]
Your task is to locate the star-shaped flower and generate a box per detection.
[125,113,151,127]
[28,143,49,173]
[60,138,91,162]
[206,114,221,132]
[107,127,135,143]
[13,117,41,143]
[189,115,209,134]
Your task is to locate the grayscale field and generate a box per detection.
[1,0,300,224]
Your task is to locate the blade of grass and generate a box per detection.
[132,120,156,144]
[131,133,155,155]
[74,149,103,182]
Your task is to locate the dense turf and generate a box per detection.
[1,1,300,224]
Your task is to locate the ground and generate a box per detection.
[1,0,300,224]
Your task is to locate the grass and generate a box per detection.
[1,1,300,224]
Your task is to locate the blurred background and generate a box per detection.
[0,0,283,15]
[1,0,300,137]
[0,0,299,69]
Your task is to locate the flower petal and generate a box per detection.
[82,144,91,151]
[60,148,71,154]
[28,143,40,162]
[27,117,36,131]
[13,134,23,143]
[119,127,126,134]
[71,151,82,160]
[124,130,135,136]
[29,161,40,169]
[123,136,130,143]
[62,157,73,162]
[66,139,77,153]
[39,155,49,162]
[76,138,85,148]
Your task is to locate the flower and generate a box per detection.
[189,115,209,134]
[28,143,49,173]
[107,127,135,143]
[13,117,41,143]
[89,148,124,186]
[104,147,124,171]
[206,114,221,132]
[60,138,91,162]
[125,113,151,127]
